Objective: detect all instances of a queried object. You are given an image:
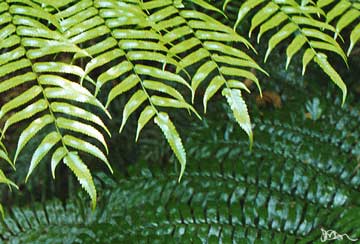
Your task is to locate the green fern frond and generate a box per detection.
[0,169,17,219]
[90,0,196,180]
[0,0,112,208]
[225,0,350,105]
[0,141,16,218]
[0,170,17,192]
[317,0,360,56]
[144,1,265,146]
[0,169,18,192]
[0,141,14,170]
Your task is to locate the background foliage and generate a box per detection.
[0,0,359,242]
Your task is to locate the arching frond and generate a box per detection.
[317,0,360,56]
[0,169,17,218]
[224,0,350,105]
[142,0,265,147]
[89,0,200,180]
[0,0,112,208]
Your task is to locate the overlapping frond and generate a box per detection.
[82,0,263,177]
[89,0,202,180]
[143,0,265,146]
[224,0,352,105]
[1,0,263,204]
[0,0,112,208]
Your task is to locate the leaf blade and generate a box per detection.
[64,152,97,209]
[154,113,186,182]
[222,88,253,148]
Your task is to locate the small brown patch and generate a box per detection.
[243,68,256,88]
[256,91,282,109]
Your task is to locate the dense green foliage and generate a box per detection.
[1,82,359,242]
[0,0,359,241]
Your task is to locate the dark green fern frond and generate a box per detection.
[224,0,350,105]
[1,85,359,242]
[1,153,359,243]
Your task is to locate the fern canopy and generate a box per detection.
[0,0,359,214]
[0,0,268,205]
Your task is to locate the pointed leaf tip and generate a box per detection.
[178,163,185,183]
[191,0,227,19]
[222,88,253,147]
[264,49,271,63]
[136,106,156,142]
[64,152,97,209]
[51,147,67,179]
[26,132,61,182]
[154,113,186,182]
[249,131,254,151]
[0,204,3,219]
[119,90,147,133]
[314,54,347,107]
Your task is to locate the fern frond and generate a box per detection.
[143,1,265,146]
[91,0,202,179]
[0,0,112,208]
[226,0,350,105]
[0,170,17,192]
[0,168,17,219]
[317,0,360,56]
[0,141,14,170]
[0,136,17,219]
